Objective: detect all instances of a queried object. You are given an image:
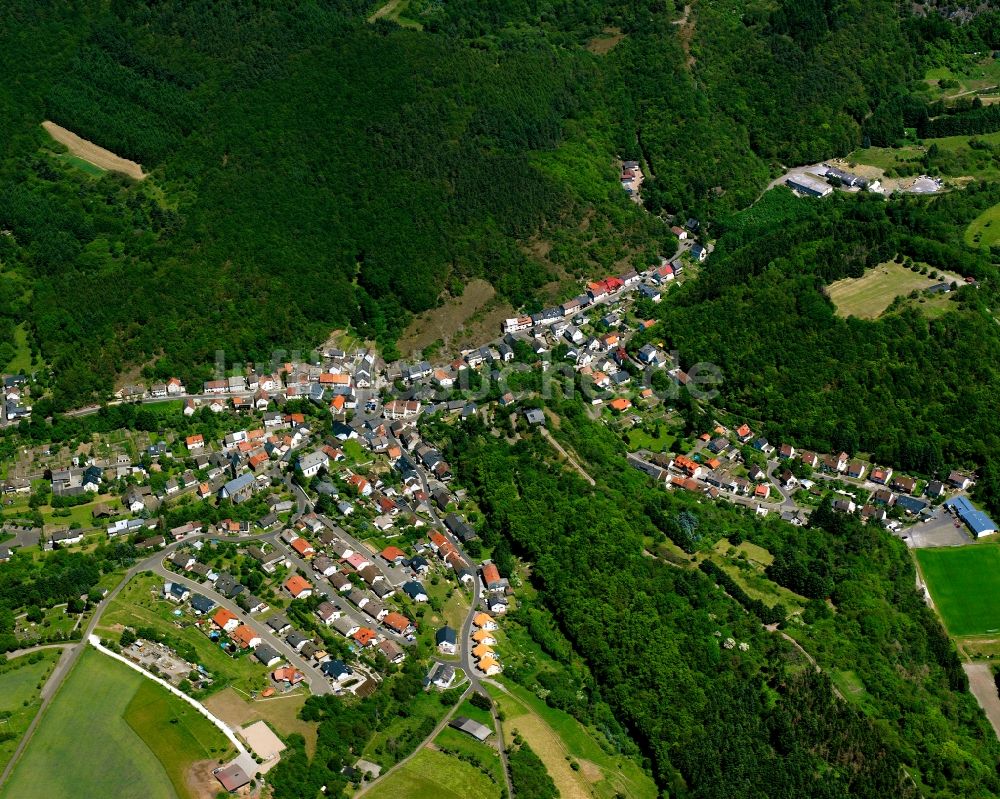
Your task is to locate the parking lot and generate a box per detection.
[899,509,973,548]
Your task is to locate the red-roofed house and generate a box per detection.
[609,398,632,413]
[212,608,240,632]
[284,575,313,599]
[231,624,261,649]
[381,546,406,563]
[353,627,377,647]
[382,612,412,635]
[185,434,204,450]
[344,552,371,571]
[290,537,315,559]
[481,563,502,590]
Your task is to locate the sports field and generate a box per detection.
[966,202,1000,249]
[827,262,941,319]
[1,648,230,799]
[916,546,1000,636]
[365,748,501,799]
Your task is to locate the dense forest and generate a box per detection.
[1,1,998,404]
[426,406,1000,798]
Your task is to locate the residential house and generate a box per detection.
[284,575,313,599]
[436,626,457,655]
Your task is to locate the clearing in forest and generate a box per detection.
[41,121,146,180]
[487,680,658,799]
[826,262,945,319]
[966,202,1000,249]
[916,545,1000,637]
[397,278,512,358]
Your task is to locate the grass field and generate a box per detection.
[3,649,179,799]
[916,546,1000,636]
[701,539,806,612]
[124,679,233,798]
[0,650,61,771]
[923,56,1000,103]
[365,748,500,799]
[827,262,942,319]
[487,680,657,799]
[966,202,1000,249]
[4,324,33,373]
[433,726,506,790]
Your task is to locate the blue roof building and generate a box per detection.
[945,496,998,538]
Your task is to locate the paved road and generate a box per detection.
[404,437,485,693]
[3,642,73,661]
[147,560,332,696]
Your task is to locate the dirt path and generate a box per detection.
[964,663,1000,740]
[673,5,696,68]
[540,428,595,486]
[488,682,593,799]
[41,121,146,179]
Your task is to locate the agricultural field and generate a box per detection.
[966,202,1000,249]
[96,573,270,696]
[916,545,1000,636]
[123,679,234,798]
[365,748,500,799]
[0,649,62,772]
[826,262,948,319]
[1,647,230,799]
[486,680,657,799]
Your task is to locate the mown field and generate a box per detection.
[364,748,500,799]
[826,262,944,319]
[916,545,1000,636]
[1,648,230,799]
